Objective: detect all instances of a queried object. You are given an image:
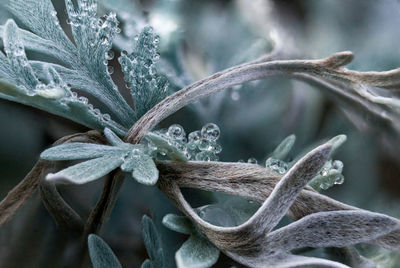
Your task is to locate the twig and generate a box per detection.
[0,160,49,226]
[39,176,84,233]
[0,130,105,227]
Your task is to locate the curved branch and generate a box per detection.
[126,51,400,144]
[157,160,400,253]
[0,160,49,226]
[0,130,105,227]
[39,176,84,232]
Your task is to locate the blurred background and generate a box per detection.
[0,0,400,267]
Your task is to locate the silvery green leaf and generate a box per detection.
[0,78,127,137]
[141,259,155,268]
[327,134,347,156]
[162,214,196,235]
[250,144,331,233]
[119,26,168,118]
[104,128,125,146]
[267,210,400,251]
[270,134,296,160]
[259,253,349,268]
[175,233,220,268]
[145,132,188,161]
[46,153,125,184]
[88,234,122,268]
[0,24,72,65]
[40,143,128,161]
[130,153,159,186]
[3,0,136,127]
[142,215,164,268]
[3,19,38,91]
[8,0,75,56]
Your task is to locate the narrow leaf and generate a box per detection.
[142,215,164,267]
[131,153,159,185]
[46,153,124,184]
[271,134,296,160]
[40,143,128,161]
[141,259,155,268]
[267,210,400,251]
[145,132,188,161]
[175,233,220,268]
[162,214,195,235]
[88,234,122,268]
[245,143,332,234]
[104,128,125,146]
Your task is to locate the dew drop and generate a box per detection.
[78,96,88,104]
[188,131,201,143]
[265,158,288,174]
[167,124,185,140]
[102,113,111,121]
[105,50,115,60]
[201,123,220,141]
[247,158,258,164]
[107,66,114,74]
[198,138,211,151]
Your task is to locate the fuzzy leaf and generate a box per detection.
[3,0,136,127]
[247,144,332,234]
[40,143,128,161]
[142,215,164,268]
[267,210,400,251]
[141,259,155,268]
[270,134,296,160]
[130,153,159,186]
[3,19,38,90]
[8,0,75,55]
[46,153,124,184]
[162,214,196,235]
[88,234,122,268]
[327,134,347,156]
[145,132,188,161]
[104,127,125,146]
[118,26,168,118]
[175,233,220,268]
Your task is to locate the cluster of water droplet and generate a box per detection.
[148,123,223,161]
[316,160,345,190]
[65,0,120,75]
[238,156,289,174]
[118,26,167,115]
[265,157,289,174]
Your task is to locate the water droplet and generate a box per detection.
[167,124,185,140]
[247,158,258,164]
[144,59,153,68]
[107,66,114,74]
[201,123,220,141]
[198,138,211,151]
[231,91,240,101]
[188,131,201,143]
[105,50,114,60]
[334,174,345,185]
[93,108,101,116]
[102,114,111,121]
[265,158,288,174]
[78,96,88,104]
